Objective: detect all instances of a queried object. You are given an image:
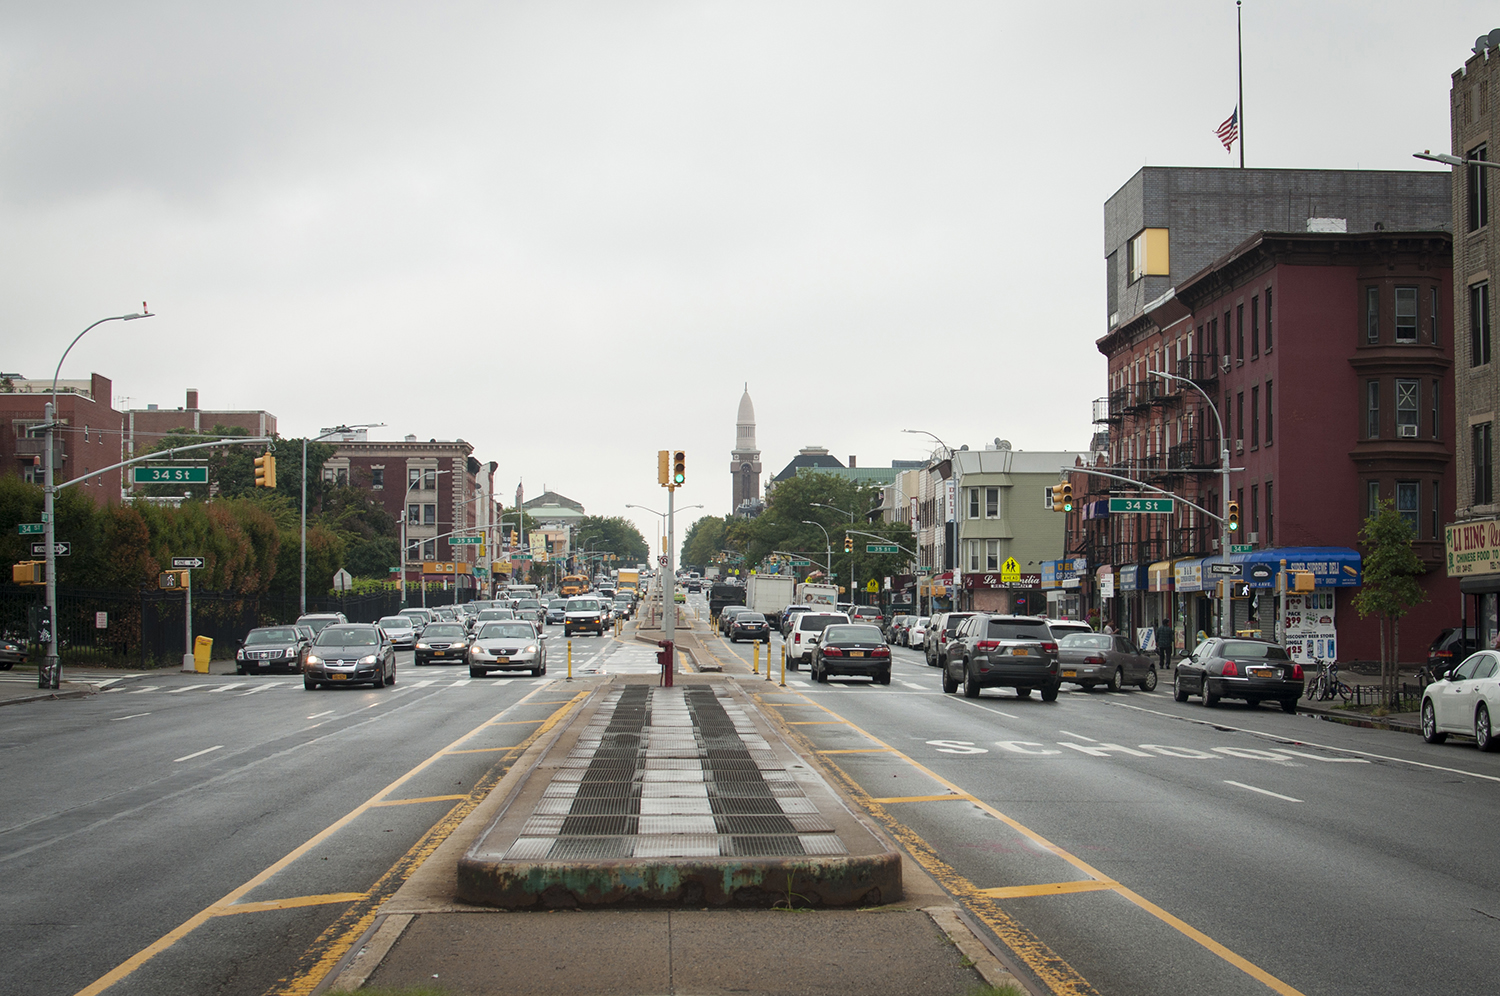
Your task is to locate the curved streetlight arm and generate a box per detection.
[1413,150,1500,169]
[810,502,854,522]
[801,520,834,576]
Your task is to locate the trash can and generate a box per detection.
[193,635,213,673]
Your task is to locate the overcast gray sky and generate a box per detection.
[1,1,1489,549]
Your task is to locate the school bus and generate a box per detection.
[560,574,591,597]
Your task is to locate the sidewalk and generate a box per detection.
[322,670,1029,996]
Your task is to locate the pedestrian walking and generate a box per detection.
[1155,619,1172,670]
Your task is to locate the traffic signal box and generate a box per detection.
[844,536,854,553]
[1227,501,1240,531]
[658,450,670,487]
[673,451,686,486]
[12,561,43,585]
[254,451,277,489]
[159,570,189,590]
[1060,482,1073,512]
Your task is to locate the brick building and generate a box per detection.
[0,372,124,505]
[124,388,277,462]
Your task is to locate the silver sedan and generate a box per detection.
[1056,632,1158,692]
[468,621,548,678]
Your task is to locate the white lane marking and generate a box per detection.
[1058,730,1099,742]
[306,710,334,719]
[239,682,287,695]
[127,686,159,694]
[173,745,222,763]
[1224,780,1302,803]
[900,681,926,690]
[994,711,1020,719]
[450,679,471,686]
[409,680,436,688]
[111,713,151,722]
[94,678,124,689]
[928,740,989,754]
[202,683,245,694]
[163,687,198,695]
[1108,700,1497,782]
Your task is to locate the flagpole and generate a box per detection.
[1237,0,1244,168]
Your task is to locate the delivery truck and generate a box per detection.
[794,582,839,608]
[744,573,795,627]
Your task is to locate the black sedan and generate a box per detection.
[414,622,471,666]
[0,636,27,669]
[729,611,772,643]
[1173,638,1303,712]
[810,623,892,685]
[1057,632,1158,692]
[235,625,310,675]
[303,624,397,689]
[719,605,750,635]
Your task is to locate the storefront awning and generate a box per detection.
[1240,547,1362,588]
[1118,564,1140,592]
[1174,557,1204,593]
[1147,560,1174,592]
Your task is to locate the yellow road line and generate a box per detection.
[370,794,467,807]
[210,892,366,915]
[870,793,975,804]
[72,686,590,996]
[444,747,512,754]
[484,719,544,726]
[979,881,1120,899]
[780,691,1309,996]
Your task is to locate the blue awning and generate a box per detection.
[1240,547,1361,588]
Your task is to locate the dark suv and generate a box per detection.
[1429,627,1478,674]
[924,612,974,668]
[943,614,1060,701]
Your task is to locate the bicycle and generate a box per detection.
[1305,659,1354,702]
[1413,662,1445,689]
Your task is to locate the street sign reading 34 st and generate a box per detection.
[133,466,209,484]
[1108,497,1175,513]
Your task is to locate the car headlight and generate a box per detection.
[237,649,246,660]
[470,646,483,657]
[358,655,378,665]
[414,643,428,650]
[525,645,538,654]
[306,654,322,665]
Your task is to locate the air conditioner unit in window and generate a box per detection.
[1248,532,1259,543]
[1399,424,1418,438]
[1221,356,1232,373]
[1236,439,1244,453]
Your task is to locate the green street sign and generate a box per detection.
[866,544,899,554]
[132,466,209,484]
[450,536,483,545]
[1231,544,1254,554]
[790,559,812,567]
[1108,497,1175,513]
[513,553,533,560]
[18,523,44,535]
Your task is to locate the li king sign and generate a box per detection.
[963,557,1041,590]
[1446,519,1500,577]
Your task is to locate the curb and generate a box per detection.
[0,685,94,707]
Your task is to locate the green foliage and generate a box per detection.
[346,536,399,577]
[1351,499,1426,623]
[574,515,649,565]
[681,515,729,570]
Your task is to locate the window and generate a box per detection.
[1367,481,1381,517]
[1430,287,1440,344]
[968,488,980,519]
[409,467,421,490]
[1236,392,1244,445]
[1396,481,1419,534]
[1208,318,1218,356]
[1128,229,1169,281]
[986,540,999,571]
[1468,144,1489,232]
[1432,380,1440,439]
[1395,287,1418,343]
[1251,385,1260,448]
[371,467,384,489]
[1472,282,1491,366]
[1367,381,1380,438]
[1251,295,1260,358]
[1266,481,1274,544]
[423,504,436,526]
[1265,288,1273,351]
[1265,380,1274,444]
[1236,304,1245,361]
[1433,481,1441,540]
[1395,379,1419,436]
[968,541,981,571]
[422,540,436,560]
[1474,422,1494,506]
[423,468,437,490]
[1225,391,1233,440]
[1366,287,1380,343]
[986,487,999,518]
[1251,484,1260,533]
[1224,310,1232,356]
[407,503,420,525]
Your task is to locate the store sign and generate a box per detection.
[963,572,1041,590]
[1445,519,1500,577]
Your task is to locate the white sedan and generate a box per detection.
[1422,651,1500,750]
[907,617,931,649]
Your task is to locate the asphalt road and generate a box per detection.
[0,623,639,996]
[710,626,1500,996]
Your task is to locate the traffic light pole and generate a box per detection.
[663,484,675,685]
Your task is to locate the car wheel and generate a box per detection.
[303,676,317,690]
[1477,704,1497,752]
[386,660,396,686]
[1139,668,1159,692]
[1040,683,1059,703]
[941,667,959,694]
[1422,699,1447,744]
[878,670,891,686]
[1201,678,1219,707]
[1016,687,1033,699]
[371,666,385,688]
[1280,698,1297,714]
[963,664,980,699]
[816,663,828,684]
[1174,676,1188,702]
[235,665,245,675]
[1107,668,1123,693]
[470,667,483,678]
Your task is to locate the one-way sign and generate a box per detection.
[171,557,205,569]
[1208,562,1242,575]
[31,542,70,557]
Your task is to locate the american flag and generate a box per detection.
[1216,107,1238,153]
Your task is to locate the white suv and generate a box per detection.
[786,611,851,669]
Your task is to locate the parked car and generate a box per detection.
[377,615,418,649]
[565,596,607,637]
[468,621,548,677]
[295,612,347,637]
[786,611,851,669]
[302,624,396,689]
[1056,632,1157,691]
[1047,619,1093,641]
[413,622,471,666]
[729,611,772,643]
[907,616,931,648]
[887,614,913,645]
[925,612,974,668]
[811,623,892,685]
[851,605,884,627]
[0,636,26,669]
[1173,638,1303,712]
[235,625,311,675]
[1429,627,1479,674]
[942,614,1060,701]
[1421,650,1500,748]
[780,604,812,637]
[719,605,751,635]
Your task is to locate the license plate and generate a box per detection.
[496,657,509,664]
[1248,666,1276,679]
[850,651,865,657]
[1062,669,1077,678]
[259,661,270,667]
[1012,648,1029,656]
[331,674,348,681]
[434,650,446,656]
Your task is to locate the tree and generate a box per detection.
[573,515,649,568]
[681,515,729,571]
[1351,499,1428,706]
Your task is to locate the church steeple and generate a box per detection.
[731,384,762,512]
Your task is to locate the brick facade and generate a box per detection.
[0,372,124,505]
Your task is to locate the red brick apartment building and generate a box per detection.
[0,372,124,504]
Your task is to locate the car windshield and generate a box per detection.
[298,616,340,634]
[1221,641,1291,660]
[943,614,973,633]
[825,624,883,643]
[736,613,766,623]
[481,623,536,640]
[914,617,930,626]
[478,610,514,620]
[379,617,413,629]
[799,614,849,633]
[246,628,298,645]
[550,600,568,608]
[316,628,379,647]
[514,600,542,609]
[1060,633,1112,650]
[986,620,1052,640]
[423,624,466,639]
[570,600,601,611]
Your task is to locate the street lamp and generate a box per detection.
[1413,150,1500,169]
[810,502,855,523]
[1148,369,1232,640]
[301,423,384,615]
[38,308,153,689]
[904,428,956,607]
[801,520,834,578]
[626,503,701,562]
[399,468,451,609]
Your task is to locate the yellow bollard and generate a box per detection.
[778,643,785,686]
[753,642,759,674]
[567,638,573,681]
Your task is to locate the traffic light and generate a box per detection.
[12,561,43,585]
[1227,501,1240,531]
[672,450,686,486]
[844,535,854,554]
[1051,485,1064,512]
[1060,482,1073,512]
[658,450,670,487]
[254,451,277,489]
